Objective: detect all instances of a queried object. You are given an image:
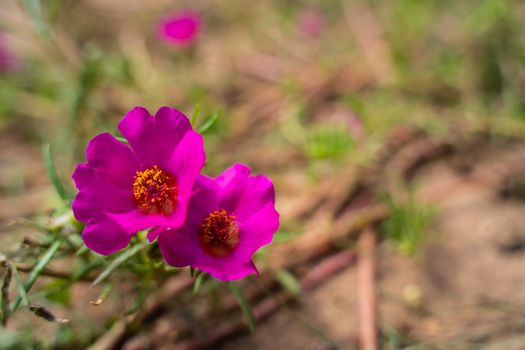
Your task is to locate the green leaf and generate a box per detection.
[228,282,256,332]
[43,280,70,306]
[92,241,148,286]
[304,125,354,160]
[125,288,149,315]
[72,260,102,281]
[272,230,301,243]
[75,245,89,256]
[10,265,30,308]
[275,270,301,296]
[11,240,61,311]
[193,272,206,295]
[42,143,70,204]
[68,45,102,124]
[381,193,436,256]
[198,108,221,134]
[21,0,50,37]
[191,104,201,126]
[114,136,129,144]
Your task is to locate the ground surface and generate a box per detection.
[223,142,525,350]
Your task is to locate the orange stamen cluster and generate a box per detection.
[199,209,239,257]
[132,166,177,215]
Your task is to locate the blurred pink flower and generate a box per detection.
[157,11,201,47]
[298,7,325,38]
[0,33,17,73]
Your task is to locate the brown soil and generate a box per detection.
[222,142,525,350]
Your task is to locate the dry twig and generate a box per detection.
[357,228,377,350]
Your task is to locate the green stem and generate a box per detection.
[11,240,61,311]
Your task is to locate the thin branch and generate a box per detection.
[357,228,377,350]
[173,250,356,350]
[14,263,92,281]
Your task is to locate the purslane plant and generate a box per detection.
[72,106,279,281]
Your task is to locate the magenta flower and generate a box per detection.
[72,106,205,255]
[157,11,201,47]
[298,7,325,39]
[0,33,17,73]
[150,164,279,281]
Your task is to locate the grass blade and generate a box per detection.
[190,104,201,126]
[42,143,70,204]
[228,282,256,332]
[275,270,301,296]
[114,136,129,144]
[198,108,221,134]
[92,241,148,286]
[11,240,61,311]
[10,265,30,308]
[124,288,150,315]
[21,0,50,37]
[193,272,206,295]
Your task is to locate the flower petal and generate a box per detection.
[147,227,163,242]
[157,11,201,46]
[72,166,136,225]
[157,227,202,267]
[217,163,276,222]
[194,254,258,281]
[82,132,138,188]
[107,210,175,234]
[117,106,192,168]
[164,130,206,227]
[72,132,143,255]
[186,175,220,223]
[154,175,221,266]
[81,214,132,255]
[72,132,139,223]
[233,202,280,262]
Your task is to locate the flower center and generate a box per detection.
[132,166,177,215]
[199,209,239,257]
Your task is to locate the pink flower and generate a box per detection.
[0,33,17,73]
[157,11,201,47]
[72,107,205,255]
[151,164,280,281]
[298,7,325,38]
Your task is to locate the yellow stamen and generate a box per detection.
[199,209,239,257]
[132,165,177,215]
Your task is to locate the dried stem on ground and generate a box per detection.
[119,203,388,349]
[15,262,93,281]
[357,228,377,350]
[87,275,194,350]
[173,250,356,350]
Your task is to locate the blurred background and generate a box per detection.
[1,0,525,349]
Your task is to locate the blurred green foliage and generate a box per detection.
[0,0,523,166]
[381,193,436,256]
